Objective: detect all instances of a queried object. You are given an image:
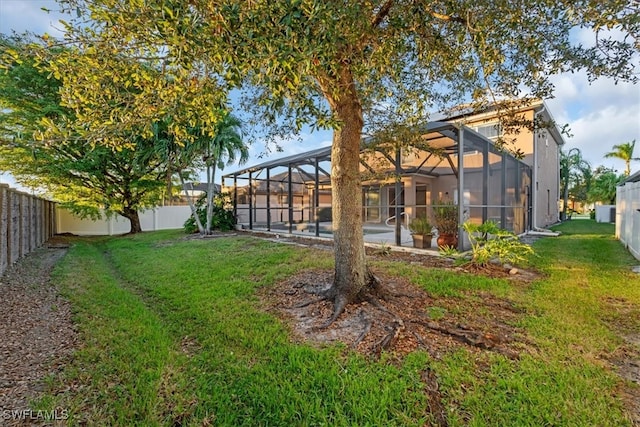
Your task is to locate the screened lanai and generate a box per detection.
[222,122,532,250]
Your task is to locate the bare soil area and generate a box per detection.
[262,268,536,359]
[260,243,539,361]
[0,239,77,424]
[256,232,542,360]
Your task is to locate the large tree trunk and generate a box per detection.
[121,207,142,234]
[321,70,370,322]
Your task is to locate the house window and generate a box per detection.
[475,123,502,140]
[363,186,380,222]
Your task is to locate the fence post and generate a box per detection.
[0,184,8,276]
[8,189,19,264]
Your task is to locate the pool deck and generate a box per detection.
[238,222,442,255]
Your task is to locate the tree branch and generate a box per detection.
[430,11,466,25]
[371,0,394,29]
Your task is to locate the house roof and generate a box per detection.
[250,169,314,193]
[182,182,221,193]
[437,99,566,147]
[223,121,497,180]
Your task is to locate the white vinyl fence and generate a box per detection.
[57,205,193,236]
[616,177,640,261]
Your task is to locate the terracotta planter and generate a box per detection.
[437,233,458,249]
[412,234,433,249]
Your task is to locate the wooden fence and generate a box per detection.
[0,184,57,277]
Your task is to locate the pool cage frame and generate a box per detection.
[222,122,532,251]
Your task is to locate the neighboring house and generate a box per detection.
[222,100,565,248]
[616,170,640,260]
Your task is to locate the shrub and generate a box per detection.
[433,200,458,235]
[184,192,235,233]
[462,220,534,267]
[409,216,433,235]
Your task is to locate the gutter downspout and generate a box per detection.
[533,106,545,231]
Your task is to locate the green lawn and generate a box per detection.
[37,221,639,426]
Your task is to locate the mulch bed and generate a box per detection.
[0,241,77,423]
[260,259,538,361]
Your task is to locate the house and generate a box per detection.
[444,99,564,230]
[222,99,565,249]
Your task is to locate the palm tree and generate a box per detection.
[151,114,248,235]
[203,113,248,234]
[560,148,590,220]
[604,140,639,176]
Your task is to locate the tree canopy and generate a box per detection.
[32,0,640,319]
[0,35,173,232]
[588,166,622,205]
[560,148,591,217]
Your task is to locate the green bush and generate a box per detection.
[463,220,534,266]
[184,192,236,233]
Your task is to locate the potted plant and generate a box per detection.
[409,216,433,249]
[433,200,459,248]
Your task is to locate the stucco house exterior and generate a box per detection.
[222,99,565,249]
[444,99,564,230]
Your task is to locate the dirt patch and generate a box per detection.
[0,241,77,423]
[261,267,533,360]
[255,231,540,360]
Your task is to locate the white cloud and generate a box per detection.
[564,105,640,173]
[546,69,640,173]
[0,0,67,37]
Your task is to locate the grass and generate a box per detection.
[36,222,639,426]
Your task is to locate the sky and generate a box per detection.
[1,0,639,190]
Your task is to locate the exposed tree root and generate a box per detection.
[319,293,348,329]
[374,320,405,353]
[422,368,449,427]
[302,271,514,355]
[363,295,400,321]
[319,268,384,329]
[293,297,326,309]
[351,310,372,349]
[412,331,426,347]
[409,320,519,358]
[264,268,528,362]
